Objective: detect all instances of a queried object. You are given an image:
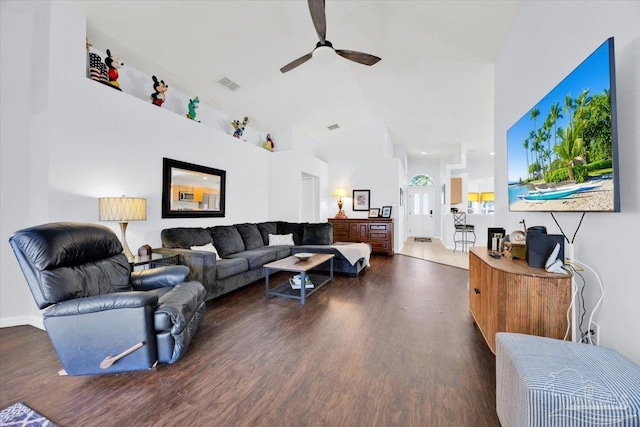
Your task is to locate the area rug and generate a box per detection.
[414,237,432,243]
[0,402,59,427]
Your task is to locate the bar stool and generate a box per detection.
[453,212,476,252]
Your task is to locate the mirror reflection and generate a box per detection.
[162,158,226,218]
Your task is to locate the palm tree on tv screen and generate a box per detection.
[554,127,584,182]
[548,102,563,164]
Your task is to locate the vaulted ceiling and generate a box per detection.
[69,0,522,161]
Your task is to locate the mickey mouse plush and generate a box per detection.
[104,49,123,91]
[150,76,168,107]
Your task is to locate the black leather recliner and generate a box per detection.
[9,222,206,376]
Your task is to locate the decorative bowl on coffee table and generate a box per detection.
[294,253,314,261]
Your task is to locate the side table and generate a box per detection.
[130,253,178,270]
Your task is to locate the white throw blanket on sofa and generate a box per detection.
[330,242,371,267]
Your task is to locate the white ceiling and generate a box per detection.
[68,0,522,161]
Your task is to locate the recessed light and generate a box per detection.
[489,152,495,156]
[421,152,426,155]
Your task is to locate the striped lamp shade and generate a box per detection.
[98,196,147,222]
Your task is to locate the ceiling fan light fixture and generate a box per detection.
[312,45,336,64]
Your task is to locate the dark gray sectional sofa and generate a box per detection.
[154,222,369,301]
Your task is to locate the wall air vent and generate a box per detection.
[327,124,340,131]
[216,76,240,91]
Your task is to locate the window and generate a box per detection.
[408,174,434,186]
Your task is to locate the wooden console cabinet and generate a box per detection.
[328,218,394,255]
[469,247,572,353]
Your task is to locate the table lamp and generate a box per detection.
[332,188,348,219]
[99,196,147,261]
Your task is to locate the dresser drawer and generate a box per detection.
[369,231,390,240]
[369,223,389,231]
[370,241,390,252]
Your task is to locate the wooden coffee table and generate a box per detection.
[264,254,334,304]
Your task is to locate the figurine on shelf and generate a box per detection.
[186,96,200,122]
[231,116,249,138]
[104,49,123,91]
[150,76,168,107]
[262,133,275,151]
[87,39,109,85]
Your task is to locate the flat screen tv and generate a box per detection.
[507,37,619,212]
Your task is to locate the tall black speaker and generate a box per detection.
[526,234,565,268]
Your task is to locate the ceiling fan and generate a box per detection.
[280,0,381,73]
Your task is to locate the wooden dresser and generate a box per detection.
[468,247,572,353]
[328,218,394,255]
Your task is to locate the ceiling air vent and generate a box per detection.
[327,124,340,131]
[216,76,240,91]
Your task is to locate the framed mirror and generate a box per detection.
[162,157,226,218]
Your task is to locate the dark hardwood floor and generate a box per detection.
[0,255,498,426]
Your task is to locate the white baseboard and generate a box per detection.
[0,315,45,331]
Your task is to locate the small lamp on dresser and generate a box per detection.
[98,195,147,261]
[332,188,348,219]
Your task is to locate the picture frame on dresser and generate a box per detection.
[381,206,392,218]
[368,208,380,218]
[353,190,371,211]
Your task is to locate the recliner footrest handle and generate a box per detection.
[100,342,145,369]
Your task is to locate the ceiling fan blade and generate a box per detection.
[308,0,326,43]
[335,50,381,66]
[280,52,313,73]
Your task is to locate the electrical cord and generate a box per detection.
[551,211,586,244]
[563,266,578,341]
[574,270,587,340]
[573,258,605,345]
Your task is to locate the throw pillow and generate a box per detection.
[207,225,245,258]
[161,227,213,249]
[257,222,277,246]
[276,222,306,245]
[302,223,333,245]
[236,223,264,250]
[190,243,221,260]
[268,233,295,246]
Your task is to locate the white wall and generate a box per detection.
[317,122,404,251]
[0,1,280,327]
[269,150,329,222]
[0,1,50,327]
[495,0,640,363]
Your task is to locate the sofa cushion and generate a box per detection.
[302,223,333,245]
[270,245,292,259]
[161,228,213,249]
[189,243,221,260]
[236,223,264,250]
[277,222,306,245]
[215,258,249,280]
[268,233,294,246]
[257,222,277,246]
[228,248,277,270]
[207,226,245,258]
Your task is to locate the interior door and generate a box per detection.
[407,186,435,237]
[300,174,317,222]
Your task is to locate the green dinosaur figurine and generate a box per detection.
[186,96,200,122]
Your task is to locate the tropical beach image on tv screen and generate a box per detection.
[507,38,619,212]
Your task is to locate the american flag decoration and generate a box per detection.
[88,52,109,84]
